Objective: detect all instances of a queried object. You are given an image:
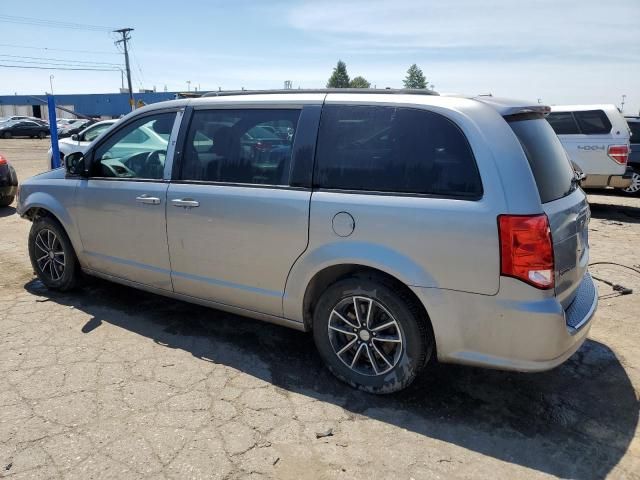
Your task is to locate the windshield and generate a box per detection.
[508,115,576,203]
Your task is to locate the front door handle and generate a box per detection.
[172,198,200,208]
[136,194,161,205]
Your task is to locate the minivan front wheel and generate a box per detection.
[28,216,79,291]
[313,276,432,393]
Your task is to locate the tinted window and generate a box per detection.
[314,105,482,197]
[93,113,174,179]
[180,109,300,185]
[508,116,575,203]
[83,123,113,142]
[628,122,640,144]
[574,110,612,134]
[546,112,580,135]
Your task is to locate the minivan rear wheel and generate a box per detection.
[28,216,79,291]
[312,276,432,394]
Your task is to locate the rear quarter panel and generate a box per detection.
[283,96,542,322]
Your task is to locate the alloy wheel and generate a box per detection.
[623,171,640,194]
[327,295,404,376]
[34,229,66,281]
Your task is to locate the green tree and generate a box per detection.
[403,64,428,89]
[327,60,350,88]
[349,76,371,88]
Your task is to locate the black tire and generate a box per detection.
[3,132,11,139]
[619,168,640,196]
[28,216,79,291]
[0,195,14,207]
[38,131,46,139]
[312,275,433,394]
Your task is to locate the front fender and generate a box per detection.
[19,187,83,259]
[282,241,438,322]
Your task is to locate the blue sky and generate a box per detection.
[1,0,639,113]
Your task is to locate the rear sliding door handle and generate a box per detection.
[135,194,161,205]
[172,198,200,208]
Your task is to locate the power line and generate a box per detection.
[0,43,119,56]
[0,64,121,72]
[0,14,114,32]
[127,39,146,89]
[0,54,123,67]
[0,59,123,69]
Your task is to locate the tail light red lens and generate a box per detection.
[498,214,554,290]
[0,154,6,166]
[607,145,629,165]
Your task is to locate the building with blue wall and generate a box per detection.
[0,92,181,120]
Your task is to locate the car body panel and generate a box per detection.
[166,184,311,317]
[74,179,172,290]
[16,91,598,374]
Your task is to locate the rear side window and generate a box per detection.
[508,116,576,203]
[314,105,482,197]
[574,110,612,134]
[546,112,580,134]
[180,109,300,185]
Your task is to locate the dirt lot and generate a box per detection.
[0,138,639,480]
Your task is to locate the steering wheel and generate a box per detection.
[145,149,165,164]
[142,150,166,179]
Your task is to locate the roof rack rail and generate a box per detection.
[201,88,439,98]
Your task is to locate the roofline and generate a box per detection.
[201,88,439,98]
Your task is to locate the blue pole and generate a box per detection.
[47,95,61,169]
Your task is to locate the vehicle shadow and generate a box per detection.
[24,278,639,480]
[0,206,16,218]
[589,201,640,224]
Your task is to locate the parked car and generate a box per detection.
[47,119,167,165]
[57,119,95,138]
[1,115,44,124]
[0,120,49,139]
[546,105,632,190]
[17,91,597,394]
[56,119,77,128]
[622,116,640,195]
[0,153,18,207]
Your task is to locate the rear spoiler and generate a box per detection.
[471,96,551,117]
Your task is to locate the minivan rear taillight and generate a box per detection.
[498,214,554,289]
[607,145,629,165]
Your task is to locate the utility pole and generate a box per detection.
[114,28,135,110]
[621,94,626,113]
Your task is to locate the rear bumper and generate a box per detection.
[581,169,633,189]
[0,185,17,198]
[412,273,598,372]
[0,164,18,197]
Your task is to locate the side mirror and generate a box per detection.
[71,134,79,141]
[65,151,87,177]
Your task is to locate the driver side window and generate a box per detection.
[92,112,175,180]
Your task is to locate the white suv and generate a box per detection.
[546,105,631,189]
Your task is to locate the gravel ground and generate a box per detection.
[0,138,639,480]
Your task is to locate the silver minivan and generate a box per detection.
[17,90,598,393]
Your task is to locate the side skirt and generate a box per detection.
[82,268,308,332]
